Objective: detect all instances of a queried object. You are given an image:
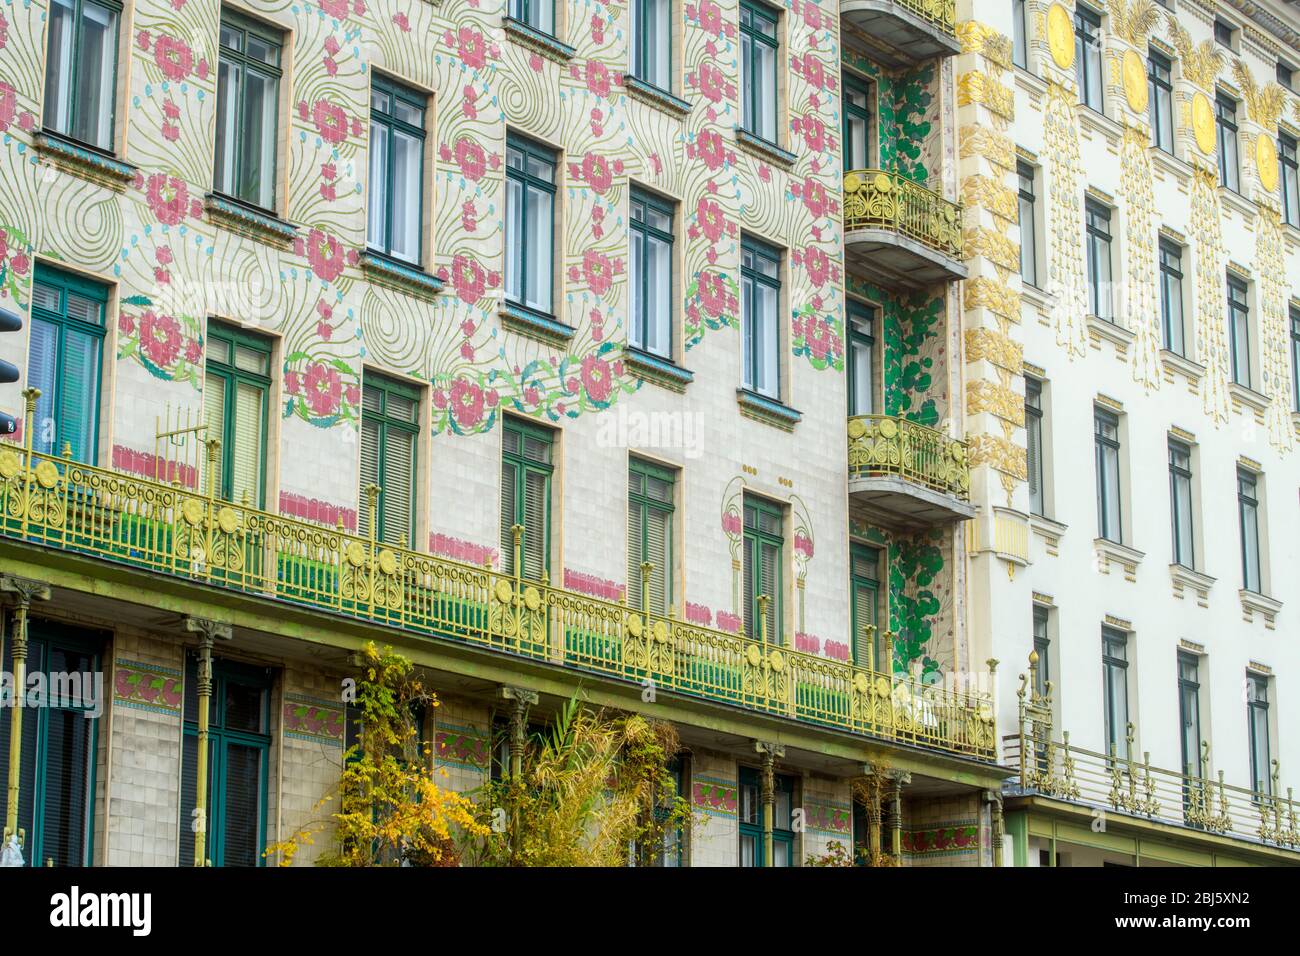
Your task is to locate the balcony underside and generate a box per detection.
[841,0,961,68]
[845,229,968,288]
[849,474,977,527]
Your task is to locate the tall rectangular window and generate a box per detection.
[1247,675,1271,794]
[214,11,282,213]
[740,236,781,399]
[501,418,553,580]
[1159,238,1185,355]
[739,767,794,866]
[1025,377,1044,516]
[740,0,779,143]
[742,495,783,646]
[0,620,101,867]
[1214,19,1234,47]
[180,656,271,867]
[508,0,555,36]
[1280,132,1299,228]
[842,73,871,171]
[1085,199,1113,321]
[1012,0,1027,69]
[1168,439,1194,568]
[1032,605,1050,699]
[1237,468,1261,593]
[505,134,557,317]
[43,0,120,152]
[359,373,420,547]
[850,544,880,669]
[28,264,106,464]
[1216,93,1240,191]
[1102,627,1129,760]
[1227,275,1250,387]
[1018,161,1037,287]
[1178,652,1202,784]
[1279,62,1295,92]
[1094,407,1121,543]
[627,458,674,615]
[1074,7,1103,110]
[629,187,673,359]
[1147,49,1174,153]
[367,75,426,266]
[1291,305,1300,412]
[204,322,271,508]
[631,0,671,91]
[847,300,875,416]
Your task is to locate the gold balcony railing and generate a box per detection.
[891,0,957,36]
[0,399,996,762]
[843,169,963,261]
[847,415,970,499]
[1009,655,1299,852]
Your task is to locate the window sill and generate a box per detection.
[735,388,801,431]
[1077,103,1122,148]
[1160,349,1205,385]
[623,348,694,393]
[1092,537,1143,583]
[498,301,575,349]
[1228,381,1268,417]
[1028,512,1067,557]
[735,129,796,170]
[205,193,297,249]
[359,250,443,302]
[1149,146,1191,185]
[1018,281,1055,324]
[1218,186,1256,222]
[622,76,692,118]
[1239,588,1282,629]
[1086,314,1133,353]
[34,131,137,191]
[1169,563,1215,607]
[502,17,575,64]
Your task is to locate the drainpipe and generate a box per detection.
[1,575,51,864]
[185,617,232,866]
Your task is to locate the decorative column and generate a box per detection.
[185,616,232,867]
[886,769,911,864]
[501,685,538,859]
[755,741,784,867]
[860,764,884,865]
[984,789,1005,867]
[0,575,51,865]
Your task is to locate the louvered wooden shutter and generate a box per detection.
[523,467,548,579]
[646,507,670,614]
[381,427,415,546]
[358,412,381,539]
[231,381,264,507]
[58,329,98,464]
[627,497,643,610]
[27,318,57,455]
[500,460,518,573]
[204,374,227,497]
[852,580,876,666]
[759,539,779,644]
[743,539,756,638]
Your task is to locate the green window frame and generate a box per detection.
[742,495,783,645]
[501,417,553,580]
[1032,605,1050,699]
[0,619,102,867]
[1227,274,1250,387]
[508,0,555,36]
[740,0,779,143]
[627,457,675,615]
[1247,675,1271,795]
[849,543,880,669]
[738,767,795,866]
[214,10,283,212]
[1012,0,1027,69]
[1168,439,1194,569]
[1216,92,1240,192]
[204,321,271,508]
[842,72,872,172]
[1102,626,1129,760]
[1094,407,1122,543]
[1018,161,1038,287]
[1084,198,1112,321]
[1159,237,1184,355]
[504,133,557,317]
[28,263,107,465]
[180,656,272,867]
[631,0,672,91]
[360,372,421,547]
[847,300,876,416]
[1237,468,1261,593]
[1025,376,1044,517]
[1074,6,1103,110]
[629,187,675,360]
[1281,132,1299,228]
[741,235,781,399]
[367,73,427,266]
[1177,652,1202,782]
[42,0,122,153]
[1148,49,1174,153]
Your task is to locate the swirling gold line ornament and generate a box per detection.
[1191,92,1215,154]
[1256,135,1279,192]
[1123,50,1148,112]
[1048,4,1075,70]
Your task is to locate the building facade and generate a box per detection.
[0,0,1293,867]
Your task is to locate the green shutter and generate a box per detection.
[628,459,675,614]
[204,372,228,497]
[501,459,518,572]
[381,426,415,546]
[522,467,548,579]
[231,380,264,506]
[646,507,670,614]
[358,375,420,544]
[502,419,553,579]
[359,414,381,538]
[626,496,643,609]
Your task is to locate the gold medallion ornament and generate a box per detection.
[1256,135,1279,192]
[1047,4,1075,70]
[1123,50,1147,112]
[1191,92,1215,154]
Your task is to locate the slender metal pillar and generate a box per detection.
[185,617,232,866]
[1,575,50,857]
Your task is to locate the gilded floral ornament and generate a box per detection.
[1120,125,1161,390]
[1107,0,1159,46]
[1047,4,1075,70]
[1190,165,1232,425]
[1254,208,1295,453]
[1166,17,1224,91]
[1043,83,1089,358]
[1232,59,1286,130]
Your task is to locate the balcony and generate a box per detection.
[840,0,960,68]
[847,415,974,526]
[843,170,966,288]
[0,429,997,764]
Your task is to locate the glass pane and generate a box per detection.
[43,0,75,138]
[755,283,778,397]
[241,69,278,209]
[850,339,873,415]
[214,59,242,198]
[28,318,59,456]
[650,0,671,88]
[755,43,776,141]
[367,123,389,251]
[221,742,264,867]
[40,706,92,867]
[224,680,265,733]
[505,176,523,303]
[390,128,423,263]
[629,230,643,350]
[74,1,118,150]
[59,329,100,464]
[646,233,671,356]
[525,184,553,312]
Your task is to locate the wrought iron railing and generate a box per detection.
[842,169,963,261]
[847,415,970,499]
[0,396,996,761]
[890,0,957,36]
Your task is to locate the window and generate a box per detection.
[1247,675,1271,794]
[1018,161,1038,287]
[1177,652,1201,782]
[204,322,271,508]
[1085,199,1112,321]
[1291,305,1300,412]
[42,0,120,152]
[1102,627,1129,760]
[738,767,794,866]
[501,418,553,580]
[842,73,871,171]
[627,458,674,615]
[847,300,876,416]
[652,757,686,866]
[1012,0,1028,69]
[1227,274,1250,387]
[1074,7,1103,110]
[1147,50,1174,153]
[742,495,783,645]
[1279,62,1295,92]
[1032,605,1050,699]
[1094,407,1121,543]
[629,187,674,359]
[1280,132,1298,228]
[508,0,555,36]
[0,620,102,867]
[1025,377,1045,516]
[505,134,557,317]
[27,264,106,464]
[740,0,779,143]
[1214,19,1234,48]
[367,75,426,266]
[740,236,781,399]
[631,0,671,91]
[214,12,282,212]
[1168,439,1194,568]
[180,655,271,867]
[1237,468,1261,593]
[1158,238,1185,355]
[1215,93,1239,192]
[359,373,420,547]
[850,544,881,669]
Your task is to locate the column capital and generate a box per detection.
[184,616,233,645]
[0,575,51,606]
[753,740,785,761]
[500,686,539,707]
